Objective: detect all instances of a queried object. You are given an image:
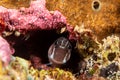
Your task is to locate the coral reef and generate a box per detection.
[77,34,120,80]
[1,28,120,80]
[0,33,119,79]
[0,0,120,80]
[74,25,98,58]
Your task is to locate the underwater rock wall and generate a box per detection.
[46,0,120,40]
[0,0,31,9]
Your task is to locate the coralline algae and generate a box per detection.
[0,0,66,33]
[0,36,14,66]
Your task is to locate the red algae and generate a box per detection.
[0,0,66,33]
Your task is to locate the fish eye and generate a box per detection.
[54,37,72,49]
[55,37,66,45]
[55,38,62,45]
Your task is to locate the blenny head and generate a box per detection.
[48,37,72,67]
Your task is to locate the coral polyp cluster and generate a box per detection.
[98,35,120,65]
[95,35,120,79]
[76,34,120,80]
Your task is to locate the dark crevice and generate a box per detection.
[3,29,80,73]
[13,30,68,62]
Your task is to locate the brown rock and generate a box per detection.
[0,0,31,9]
[46,0,120,40]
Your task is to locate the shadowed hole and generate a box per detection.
[92,0,101,11]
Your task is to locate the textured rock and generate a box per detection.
[46,0,120,40]
[0,0,66,33]
[0,0,31,9]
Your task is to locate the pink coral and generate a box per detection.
[0,36,14,66]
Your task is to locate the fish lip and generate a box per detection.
[48,53,71,65]
[48,49,71,65]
